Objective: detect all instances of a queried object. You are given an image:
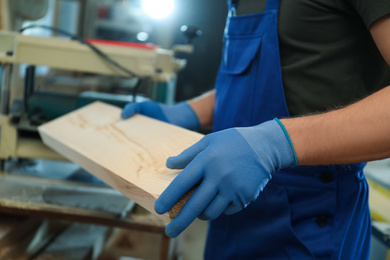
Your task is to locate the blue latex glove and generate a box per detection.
[121,101,199,130]
[155,118,297,237]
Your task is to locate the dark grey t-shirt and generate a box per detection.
[236,0,390,116]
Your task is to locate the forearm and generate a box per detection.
[281,85,390,165]
[187,90,215,128]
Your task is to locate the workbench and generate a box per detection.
[0,159,180,260]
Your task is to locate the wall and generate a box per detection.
[172,0,227,101]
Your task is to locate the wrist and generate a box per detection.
[180,102,200,130]
[274,118,298,166]
[235,119,297,172]
[160,102,200,130]
[187,91,215,127]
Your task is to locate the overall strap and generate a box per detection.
[265,0,281,11]
[228,0,238,16]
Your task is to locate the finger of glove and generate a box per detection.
[138,101,167,120]
[223,201,243,215]
[166,138,208,170]
[155,151,208,214]
[198,194,230,221]
[121,103,138,119]
[165,181,217,237]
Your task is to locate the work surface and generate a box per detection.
[38,101,203,222]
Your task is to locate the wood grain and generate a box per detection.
[38,102,203,222]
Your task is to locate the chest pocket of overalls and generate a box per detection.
[221,34,263,75]
[214,32,264,129]
[213,12,289,131]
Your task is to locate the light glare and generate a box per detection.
[137,32,149,41]
[143,0,174,19]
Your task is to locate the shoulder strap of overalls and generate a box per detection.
[265,0,281,11]
[228,0,280,13]
[228,0,237,16]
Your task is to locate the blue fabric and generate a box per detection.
[213,2,288,130]
[206,0,371,259]
[121,101,199,130]
[155,119,295,237]
[205,164,370,259]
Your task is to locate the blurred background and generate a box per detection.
[0,1,228,259]
[4,0,228,103]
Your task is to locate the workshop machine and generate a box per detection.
[0,0,206,258]
[0,8,201,258]
[0,29,189,163]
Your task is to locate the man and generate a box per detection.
[122,0,390,259]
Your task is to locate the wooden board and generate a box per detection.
[38,102,203,222]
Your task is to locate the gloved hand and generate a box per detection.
[155,118,297,237]
[121,101,199,130]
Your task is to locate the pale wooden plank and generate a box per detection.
[38,102,203,222]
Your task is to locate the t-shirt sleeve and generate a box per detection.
[347,0,390,28]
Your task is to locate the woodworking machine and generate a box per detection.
[0,30,188,164]
[0,1,190,255]
[0,29,187,258]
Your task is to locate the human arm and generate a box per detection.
[281,14,390,165]
[187,90,215,128]
[281,85,390,165]
[155,118,295,237]
[121,90,215,129]
[156,84,390,237]
[371,14,390,65]
[155,15,390,238]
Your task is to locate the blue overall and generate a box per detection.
[206,0,371,259]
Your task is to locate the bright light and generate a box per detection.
[137,32,149,41]
[143,0,174,19]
